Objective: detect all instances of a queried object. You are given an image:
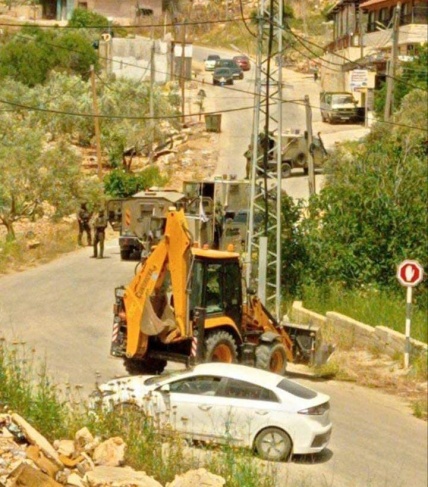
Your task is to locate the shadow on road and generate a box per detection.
[293,448,333,465]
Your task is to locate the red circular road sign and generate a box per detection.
[397,260,424,287]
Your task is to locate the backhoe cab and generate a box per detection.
[110,208,319,376]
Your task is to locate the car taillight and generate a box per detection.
[298,402,330,415]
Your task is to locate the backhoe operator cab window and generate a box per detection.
[189,258,242,323]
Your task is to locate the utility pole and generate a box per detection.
[359,5,364,59]
[149,41,155,164]
[384,2,401,121]
[304,95,315,196]
[180,22,187,125]
[90,65,103,181]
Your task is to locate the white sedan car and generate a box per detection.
[91,363,332,461]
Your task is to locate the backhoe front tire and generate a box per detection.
[256,343,287,375]
[124,357,167,376]
[205,331,238,363]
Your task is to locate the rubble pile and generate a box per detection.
[0,414,225,487]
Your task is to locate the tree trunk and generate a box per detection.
[1,218,16,241]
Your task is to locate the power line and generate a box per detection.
[0,16,246,30]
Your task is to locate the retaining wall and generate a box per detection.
[291,301,427,358]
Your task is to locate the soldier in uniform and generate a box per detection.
[92,209,108,259]
[77,203,92,246]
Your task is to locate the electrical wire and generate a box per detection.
[0,16,246,30]
[239,0,257,38]
[1,18,426,132]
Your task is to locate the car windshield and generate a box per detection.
[333,95,354,104]
[144,368,194,386]
[277,378,317,399]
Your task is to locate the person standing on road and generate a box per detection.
[313,66,319,82]
[77,203,92,246]
[91,209,108,259]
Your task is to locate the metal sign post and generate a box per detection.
[396,260,424,368]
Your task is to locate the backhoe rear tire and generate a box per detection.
[256,343,287,375]
[124,357,167,376]
[205,331,238,363]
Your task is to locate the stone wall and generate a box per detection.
[291,301,427,358]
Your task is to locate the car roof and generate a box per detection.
[192,362,285,388]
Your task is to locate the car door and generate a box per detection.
[160,375,226,441]
[212,378,282,447]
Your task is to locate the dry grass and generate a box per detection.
[313,349,428,420]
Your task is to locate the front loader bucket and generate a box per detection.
[282,321,334,365]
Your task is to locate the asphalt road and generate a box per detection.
[0,242,426,487]
[0,49,425,487]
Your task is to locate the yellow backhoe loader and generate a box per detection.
[111,208,320,375]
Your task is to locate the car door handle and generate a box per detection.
[198,405,213,411]
[255,410,268,415]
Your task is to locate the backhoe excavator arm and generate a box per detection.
[123,209,192,358]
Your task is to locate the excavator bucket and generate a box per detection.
[282,320,334,366]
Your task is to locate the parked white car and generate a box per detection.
[204,54,221,71]
[91,363,332,461]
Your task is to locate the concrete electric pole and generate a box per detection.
[384,2,401,121]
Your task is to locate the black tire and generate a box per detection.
[303,167,309,175]
[255,343,287,375]
[239,73,244,80]
[281,162,292,179]
[294,152,307,167]
[120,249,131,261]
[255,427,292,461]
[205,331,238,363]
[124,357,167,375]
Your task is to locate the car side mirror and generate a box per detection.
[160,384,170,393]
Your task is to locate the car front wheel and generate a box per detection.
[255,427,292,461]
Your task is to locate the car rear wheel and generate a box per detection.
[255,427,292,461]
[205,331,238,363]
[255,343,287,375]
[281,162,292,178]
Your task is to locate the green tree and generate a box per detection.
[374,43,428,117]
[0,114,103,240]
[67,8,108,29]
[0,27,98,87]
[104,167,168,198]
[301,90,428,291]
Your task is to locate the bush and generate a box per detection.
[68,8,108,30]
[104,167,169,198]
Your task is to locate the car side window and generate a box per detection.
[168,375,222,396]
[218,378,279,402]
